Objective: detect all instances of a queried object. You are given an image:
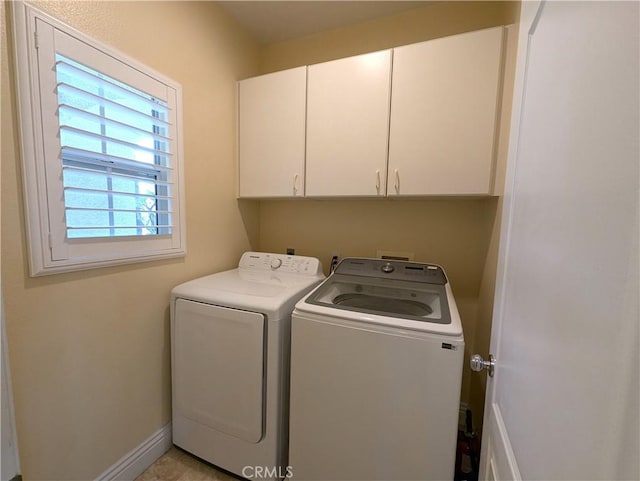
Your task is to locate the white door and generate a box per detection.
[480,1,639,480]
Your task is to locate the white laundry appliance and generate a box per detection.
[171,252,324,479]
[288,257,464,481]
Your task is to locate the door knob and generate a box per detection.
[470,354,495,377]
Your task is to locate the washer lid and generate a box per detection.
[172,267,325,319]
[296,258,462,336]
[304,274,451,324]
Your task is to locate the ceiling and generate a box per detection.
[217,1,433,44]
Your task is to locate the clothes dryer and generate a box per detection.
[289,257,464,481]
[171,252,324,480]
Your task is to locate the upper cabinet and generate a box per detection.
[237,26,508,199]
[388,27,504,196]
[238,66,307,198]
[306,50,392,197]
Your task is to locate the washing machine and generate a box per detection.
[288,257,464,481]
[171,252,324,480]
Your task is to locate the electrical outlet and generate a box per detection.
[329,252,340,273]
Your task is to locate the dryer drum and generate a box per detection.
[332,293,433,316]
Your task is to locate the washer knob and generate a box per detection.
[381,262,394,273]
[270,258,282,270]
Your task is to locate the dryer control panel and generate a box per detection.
[239,252,323,275]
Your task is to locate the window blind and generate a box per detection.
[55,54,174,238]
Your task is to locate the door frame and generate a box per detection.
[1,288,21,480]
[477,2,544,479]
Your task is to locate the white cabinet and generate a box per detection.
[388,27,504,196]
[238,67,306,198]
[305,50,392,197]
[237,27,507,198]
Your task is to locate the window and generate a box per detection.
[56,55,172,239]
[12,2,186,275]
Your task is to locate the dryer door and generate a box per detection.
[174,299,265,443]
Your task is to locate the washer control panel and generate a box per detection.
[239,252,322,275]
[334,257,447,285]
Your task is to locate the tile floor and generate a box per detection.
[135,447,239,481]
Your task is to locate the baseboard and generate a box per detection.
[95,423,172,481]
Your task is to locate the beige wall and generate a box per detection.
[257,0,520,426]
[259,1,519,74]
[1,1,260,479]
[1,1,521,478]
[258,198,497,406]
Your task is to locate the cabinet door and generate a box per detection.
[238,67,306,198]
[306,50,391,197]
[389,27,504,196]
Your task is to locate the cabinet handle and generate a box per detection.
[375,170,381,193]
[394,169,400,194]
[293,174,299,195]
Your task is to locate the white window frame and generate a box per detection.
[11,2,186,276]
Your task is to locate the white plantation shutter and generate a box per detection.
[12,4,185,275]
[55,54,174,238]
